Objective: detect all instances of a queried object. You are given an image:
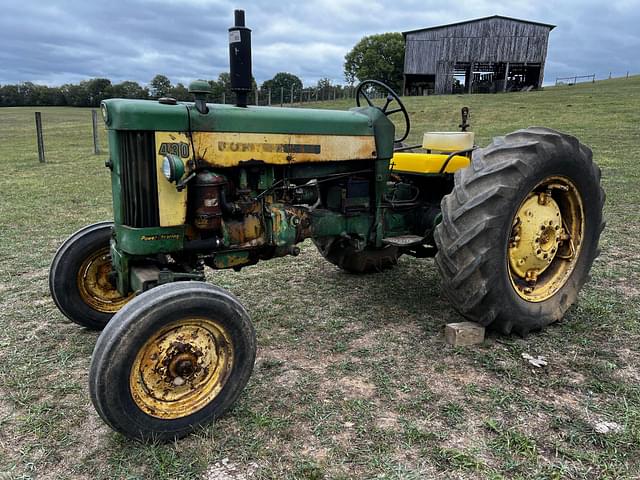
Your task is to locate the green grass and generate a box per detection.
[1,76,639,479]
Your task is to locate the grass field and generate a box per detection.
[0,77,639,479]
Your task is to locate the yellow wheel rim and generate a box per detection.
[508,176,584,302]
[77,247,133,313]
[129,317,234,419]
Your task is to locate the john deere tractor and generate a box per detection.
[49,11,604,440]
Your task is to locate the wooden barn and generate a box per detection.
[403,16,555,95]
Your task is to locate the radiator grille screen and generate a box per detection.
[119,131,159,227]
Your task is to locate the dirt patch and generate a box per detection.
[203,458,258,480]
[374,411,400,430]
[300,443,329,462]
[336,377,376,400]
[257,347,327,373]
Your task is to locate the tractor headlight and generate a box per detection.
[162,155,185,183]
[100,102,109,125]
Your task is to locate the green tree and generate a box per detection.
[168,83,190,101]
[0,84,20,106]
[150,74,172,98]
[316,77,332,90]
[84,78,112,106]
[112,81,148,99]
[60,83,88,106]
[344,32,405,92]
[261,72,303,103]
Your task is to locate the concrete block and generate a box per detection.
[444,321,485,346]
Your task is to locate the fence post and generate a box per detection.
[268,88,271,106]
[91,109,101,154]
[222,92,225,104]
[627,71,630,79]
[35,112,46,163]
[280,87,284,107]
[255,88,259,105]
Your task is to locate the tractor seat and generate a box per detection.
[391,131,474,174]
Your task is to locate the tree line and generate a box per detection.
[0,73,347,107]
[0,32,404,107]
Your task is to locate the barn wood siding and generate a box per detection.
[404,17,552,76]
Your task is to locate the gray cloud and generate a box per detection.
[0,0,638,87]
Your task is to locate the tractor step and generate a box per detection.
[382,235,424,247]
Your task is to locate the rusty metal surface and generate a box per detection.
[507,176,584,302]
[77,246,134,312]
[129,317,234,419]
[192,131,377,167]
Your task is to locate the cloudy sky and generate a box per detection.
[0,0,638,87]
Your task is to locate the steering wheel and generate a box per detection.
[355,79,410,143]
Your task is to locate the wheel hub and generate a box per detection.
[77,247,133,312]
[130,318,234,419]
[507,177,584,302]
[509,193,562,279]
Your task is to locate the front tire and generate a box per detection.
[49,221,133,330]
[434,127,605,335]
[89,282,256,441]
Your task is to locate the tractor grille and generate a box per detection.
[119,131,160,227]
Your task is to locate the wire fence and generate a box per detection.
[203,85,397,106]
[555,71,634,86]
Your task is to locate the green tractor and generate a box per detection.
[49,11,604,441]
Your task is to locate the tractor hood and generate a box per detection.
[101,98,395,160]
[102,99,378,136]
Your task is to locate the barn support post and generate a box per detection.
[468,62,474,94]
[503,62,509,92]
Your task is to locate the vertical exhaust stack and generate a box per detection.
[229,9,252,108]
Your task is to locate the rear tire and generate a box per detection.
[89,281,256,441]
[313,237,399,274]
[434,127,605,335]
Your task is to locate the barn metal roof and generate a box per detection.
[402,15,556,37]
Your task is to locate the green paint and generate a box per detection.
[109,241,130,295]
[115,225,185,255]
[309,210,372,239]
[102,99,189,131]
[108,129,124,225]
[101,99,395,148]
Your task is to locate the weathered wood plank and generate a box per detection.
[404,16,551,76]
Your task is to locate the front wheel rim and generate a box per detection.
[77,247,133,313]
[129,317,234,419]
[507,176,584,302]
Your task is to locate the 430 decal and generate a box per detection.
[158,142,190,158]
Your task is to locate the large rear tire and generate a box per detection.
[89,281,256,441]
[434,127,605,335]
[313,237,399,274]
[49,221,133,330]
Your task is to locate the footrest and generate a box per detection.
[382,235,424,247]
